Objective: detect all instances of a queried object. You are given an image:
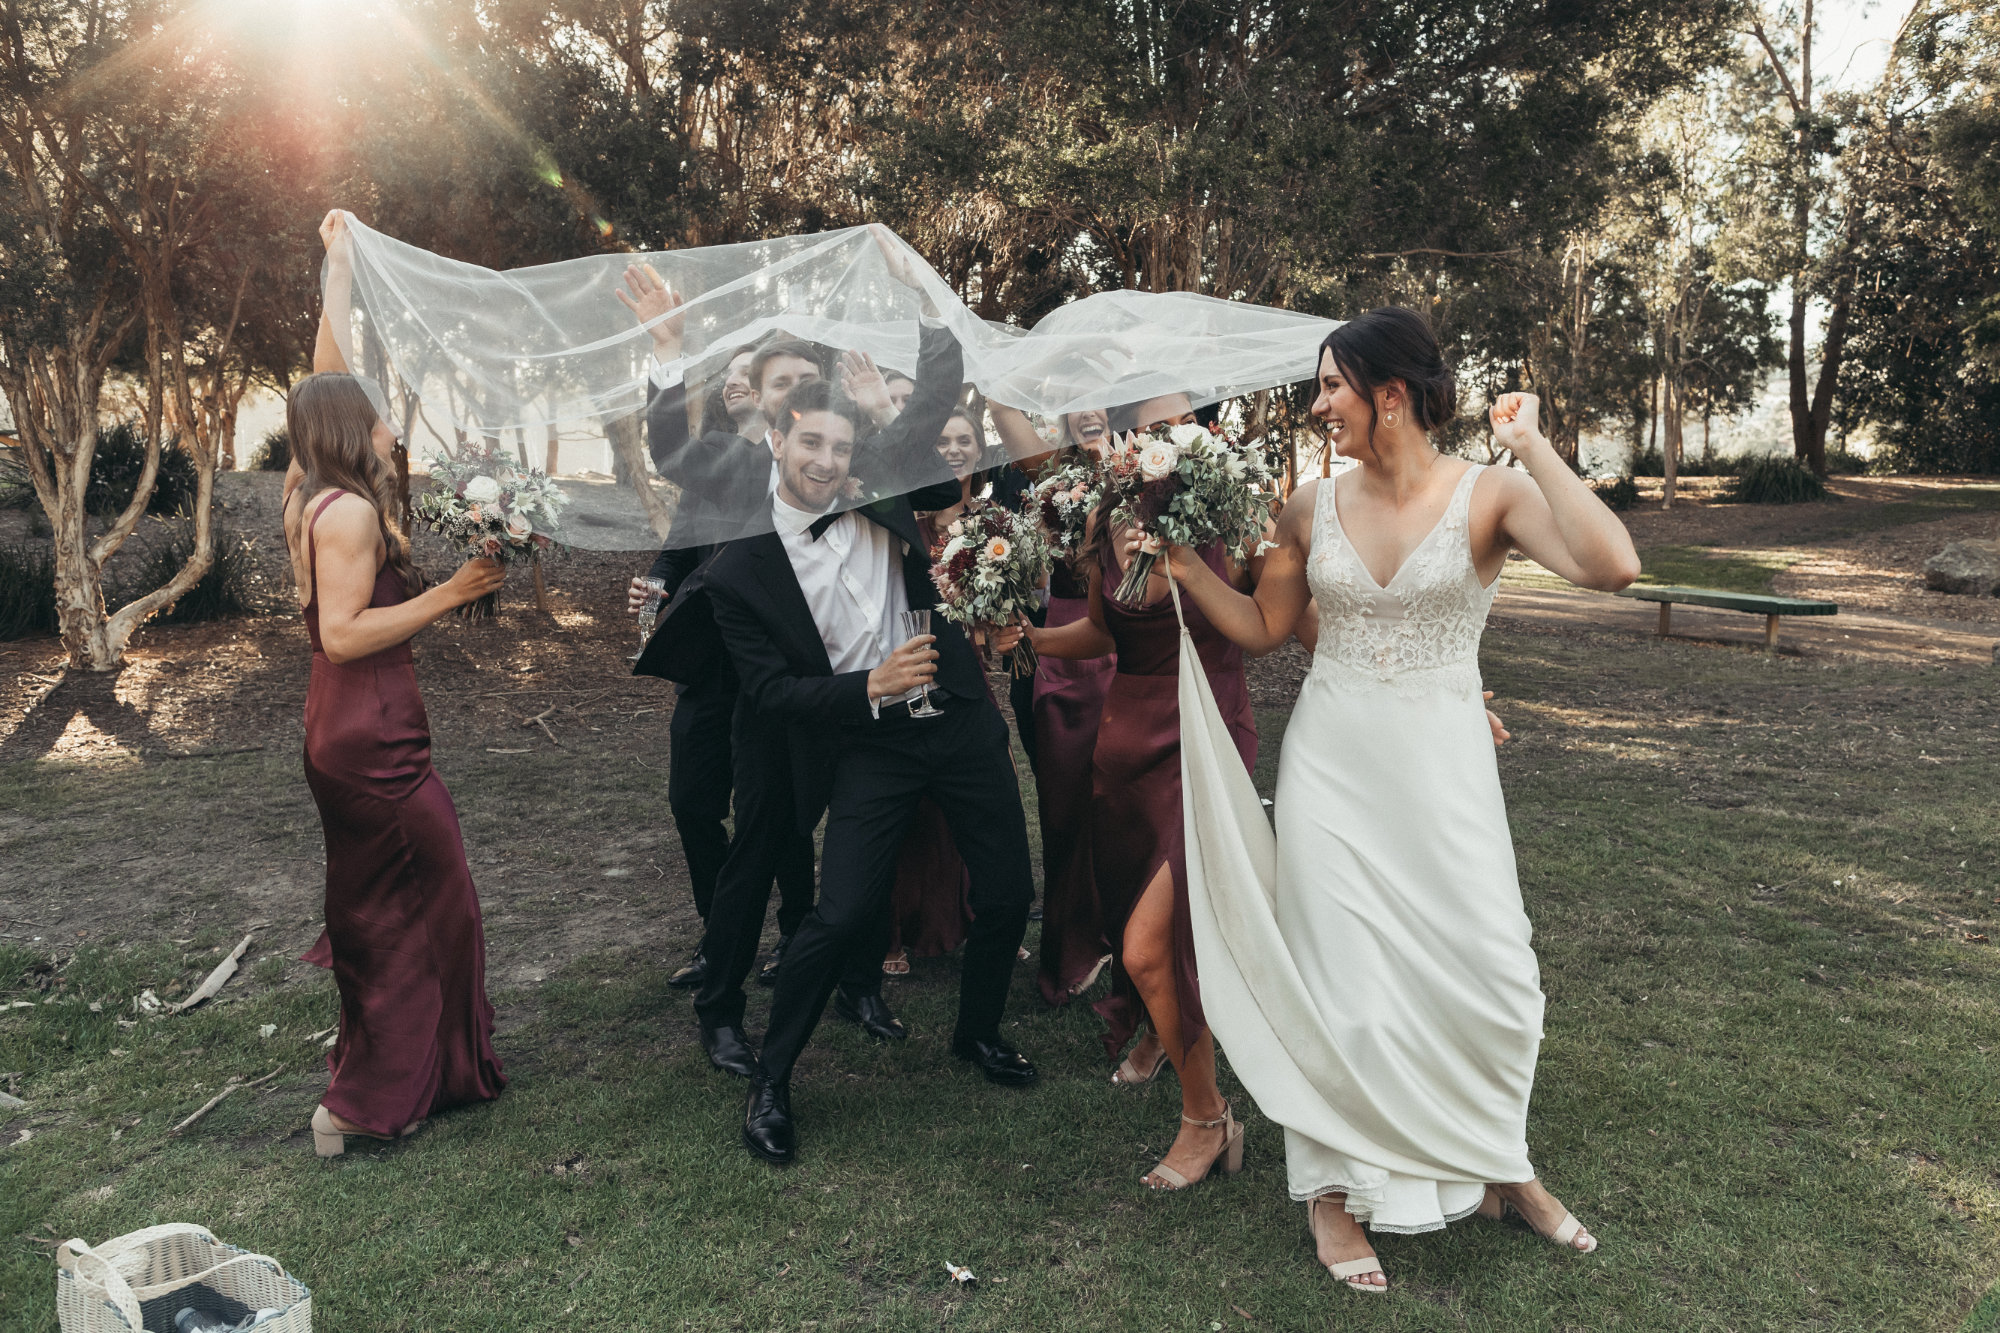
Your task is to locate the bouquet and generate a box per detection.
[411,449,570,620]
[932,499,1052,678]
[1101,420,1278,604]
[1030,456,1105,566]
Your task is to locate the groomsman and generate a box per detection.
[623,269,923,1075]
[702,242,1039,1165]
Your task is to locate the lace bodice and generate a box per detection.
[1305,465,1496,699]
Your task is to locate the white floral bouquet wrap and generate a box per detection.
[931,499,1052,678]
[1101,420,1278,603]
[411,449,570,619]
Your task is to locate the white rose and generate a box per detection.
[464,475,501,504]
[505,511,533,541]
[1168,422,1209,451]
[1138,440,1179,481]
[496,466,521,488]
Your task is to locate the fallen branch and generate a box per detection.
[302,1025,337,1045]
[169,1066,281,1136]
[169,934,253,1014]
[535,717,561,748]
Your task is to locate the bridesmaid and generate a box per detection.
[288,214,507,1154]
[989,406,1123,1017]
[885,406,994,975]
[1029,392,1261,1190]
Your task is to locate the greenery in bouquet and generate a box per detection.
[931,499,1052,678]
[1030,456,1105,570]
[1101,421,1277,603]
[411,450,570,619]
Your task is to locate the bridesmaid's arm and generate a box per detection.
[1164,483,1316,656]
[1029,569,1115,660]
[312,496,501,664]
[314,210,354,375]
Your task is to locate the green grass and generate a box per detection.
[5,628,1999,1330]
[1502,542,1805,595]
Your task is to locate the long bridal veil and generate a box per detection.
[326,214,1337,550]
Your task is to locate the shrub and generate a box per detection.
[130,525,257,624]
[1824,447,1870,476]
[1593,476,1640,511]
[86,422,199,516]
[0,426,199,514]
[0,543,58,640]
[1728,455,1830,504]
[1628,444,1741,478]
[0,447,34,510]
[253,428,290,472]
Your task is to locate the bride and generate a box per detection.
[1163,307,1639,1295]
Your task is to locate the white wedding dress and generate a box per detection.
[1179,462,1544,1234]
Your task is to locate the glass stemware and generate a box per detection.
[898,608,943,717]
[628,577,667,662]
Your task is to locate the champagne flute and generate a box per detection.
[898,608,943,717]
[629,577,667,662]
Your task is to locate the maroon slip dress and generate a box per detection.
[296,490,505,1137]
[1033,557,1117,1004]
[1088,539,1256,1059]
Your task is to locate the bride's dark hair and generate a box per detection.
[287,373,424,597]
[1319,307,1457,443]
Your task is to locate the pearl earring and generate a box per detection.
[1384,412,1398,427]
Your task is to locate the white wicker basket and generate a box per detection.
[55,1224,311,1333]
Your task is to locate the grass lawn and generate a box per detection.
[4,624,1999,1331]
[1502,543,1806,595]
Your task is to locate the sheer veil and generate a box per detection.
[326,213,1337,550]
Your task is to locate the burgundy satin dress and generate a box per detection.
[1033,559,1117,1004]
[297,490,505,1138]
[1089,540,1256,1059]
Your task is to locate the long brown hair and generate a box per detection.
[288,374,423,596]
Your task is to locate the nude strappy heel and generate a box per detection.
[1308,1196,1387,1294]
[1476,1185,1598,1253]
[311,1105,423,1158]
[1112,1036,1169,1088]
[1142,1105,1244,1189]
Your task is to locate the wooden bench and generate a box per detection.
[1617,585,1838,655]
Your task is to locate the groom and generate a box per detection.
[704,332,1038,1166]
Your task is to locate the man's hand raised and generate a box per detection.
[616,263,685,360]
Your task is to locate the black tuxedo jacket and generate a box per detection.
[705,493,987,834]
[632,321,963,691]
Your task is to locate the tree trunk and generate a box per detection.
[1804,275,1853,477]
[1788,279,1813,465]
[1662,374,1683,510]
[604,411,674,539]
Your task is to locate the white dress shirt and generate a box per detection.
[771,493,916,715]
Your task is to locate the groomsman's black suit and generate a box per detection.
[699,352,1037,1167]
[640,324,969,1060]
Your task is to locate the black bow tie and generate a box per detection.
[807,511,841,541]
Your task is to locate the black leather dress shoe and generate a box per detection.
[833,989,907,1041]
[756,934,793,988]
[951,1034,1039,1087]
[700,1024,758,1078]
[666,949,708,990]
[742,1077,795,1164]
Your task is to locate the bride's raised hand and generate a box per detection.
[319,209,353,263]
[615,263,684,360]
[1489,392,1543,453]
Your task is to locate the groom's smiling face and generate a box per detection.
[774,409,857,512]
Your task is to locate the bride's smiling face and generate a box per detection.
[1312,349,1384,459]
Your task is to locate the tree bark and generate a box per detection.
[604,411,674,539]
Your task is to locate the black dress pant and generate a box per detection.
[693,694,854,1031]
[757,694,1033,1085]
[667,682,735,921]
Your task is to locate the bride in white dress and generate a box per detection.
[1164,307,1640,1295]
